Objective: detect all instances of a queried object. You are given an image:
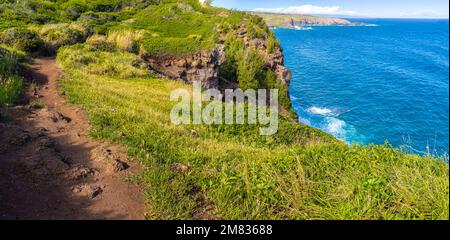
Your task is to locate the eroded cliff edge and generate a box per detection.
[140,13,294,116]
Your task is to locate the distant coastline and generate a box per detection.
[250,11,370,28]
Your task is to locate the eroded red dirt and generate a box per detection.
[0,57,145,220]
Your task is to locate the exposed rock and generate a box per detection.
[57,112,72,123]
[140,17,291,96]
[89,186,103,199]
[10,131,32,147]
[118,131,126,138]
[37,136,55,150]
[73,185,103,199]
[235,24,292,84]
[142,45,226,89]
[49,111,72,123]
[190,129,199,137]
[29,101,45,109]
[50,113,59,122]
[67,165,97,181]
[170,163,189,173]
[111,159,129,172]
[40,154,71,175]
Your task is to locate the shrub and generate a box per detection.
[61,1,91,20]
[219,34,244,84]
[37,22,92,50]
[86,34,117,52]
[0,47,23,106]
[246,15,268,39]
[0,74,23,106]
[247,24,265,39]
[106,30,144,53]
[266,32,279,54]
[237,48,266,90]
[58,43,149,79]
[0,27,44,53]
[0,47,18,75]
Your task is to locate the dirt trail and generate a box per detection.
[0,57,145,220]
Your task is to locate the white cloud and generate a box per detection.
[399,10,449,18]
[253,5,357,16]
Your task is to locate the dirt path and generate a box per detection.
[0,57,145,220]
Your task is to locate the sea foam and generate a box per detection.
[307,107,333,116]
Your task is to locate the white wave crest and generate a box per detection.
[325,117,346,135]
[299,117,311,125]
[294,26,313,31]
[307,107,333,116]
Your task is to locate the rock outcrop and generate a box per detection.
[265,45,292,85]
[234,24,292,85]
[142,45,226,89]
[141,22,291,90]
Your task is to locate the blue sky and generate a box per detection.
[211,0,450,19]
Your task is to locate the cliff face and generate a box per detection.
[141,23,292,91]
[142,45,226,89]
[231,24,292,85]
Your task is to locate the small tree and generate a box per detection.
[237,49,266,90]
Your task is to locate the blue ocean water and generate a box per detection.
[274,19,449,155]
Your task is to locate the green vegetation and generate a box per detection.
[1,0,448,220]
[1,0,293,109]
[57,43,448,219]
[0,46,24,106]
[0,27,44,53]
[32,22,92,51]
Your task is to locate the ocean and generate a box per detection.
[274,19,449,156]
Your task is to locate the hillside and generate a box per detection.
[0,0,449,220]
[250,11,353,28]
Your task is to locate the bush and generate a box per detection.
[58,43,149,79]
[0,47,18,75]
[0,47,23,106]
[247,24,265,39]
[219,34,244,84]
[237,48,266,90]
[37,22,92,50]
[86,34,117,52]
[266,32,279,54]
[0,74,23,106]
[106,30,144,53]
[0,27,44,53]
[247,15,268,39]
[61,1,91,20]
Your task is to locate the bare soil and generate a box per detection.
[0,57,146,220]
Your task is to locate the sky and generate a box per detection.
[210,0,450,19]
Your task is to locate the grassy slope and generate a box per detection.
[1,0,449,219]
[122,2,220,55]
[57,43,449,220]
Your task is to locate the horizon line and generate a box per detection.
[245,11,450,20]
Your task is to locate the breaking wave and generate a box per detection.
[299,106,363,143]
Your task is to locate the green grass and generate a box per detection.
[0,46,24,106]
[57,44,449,220]
[2,0,449,220]
[113,2,222,55]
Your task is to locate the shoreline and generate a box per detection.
[274,20,449,159]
